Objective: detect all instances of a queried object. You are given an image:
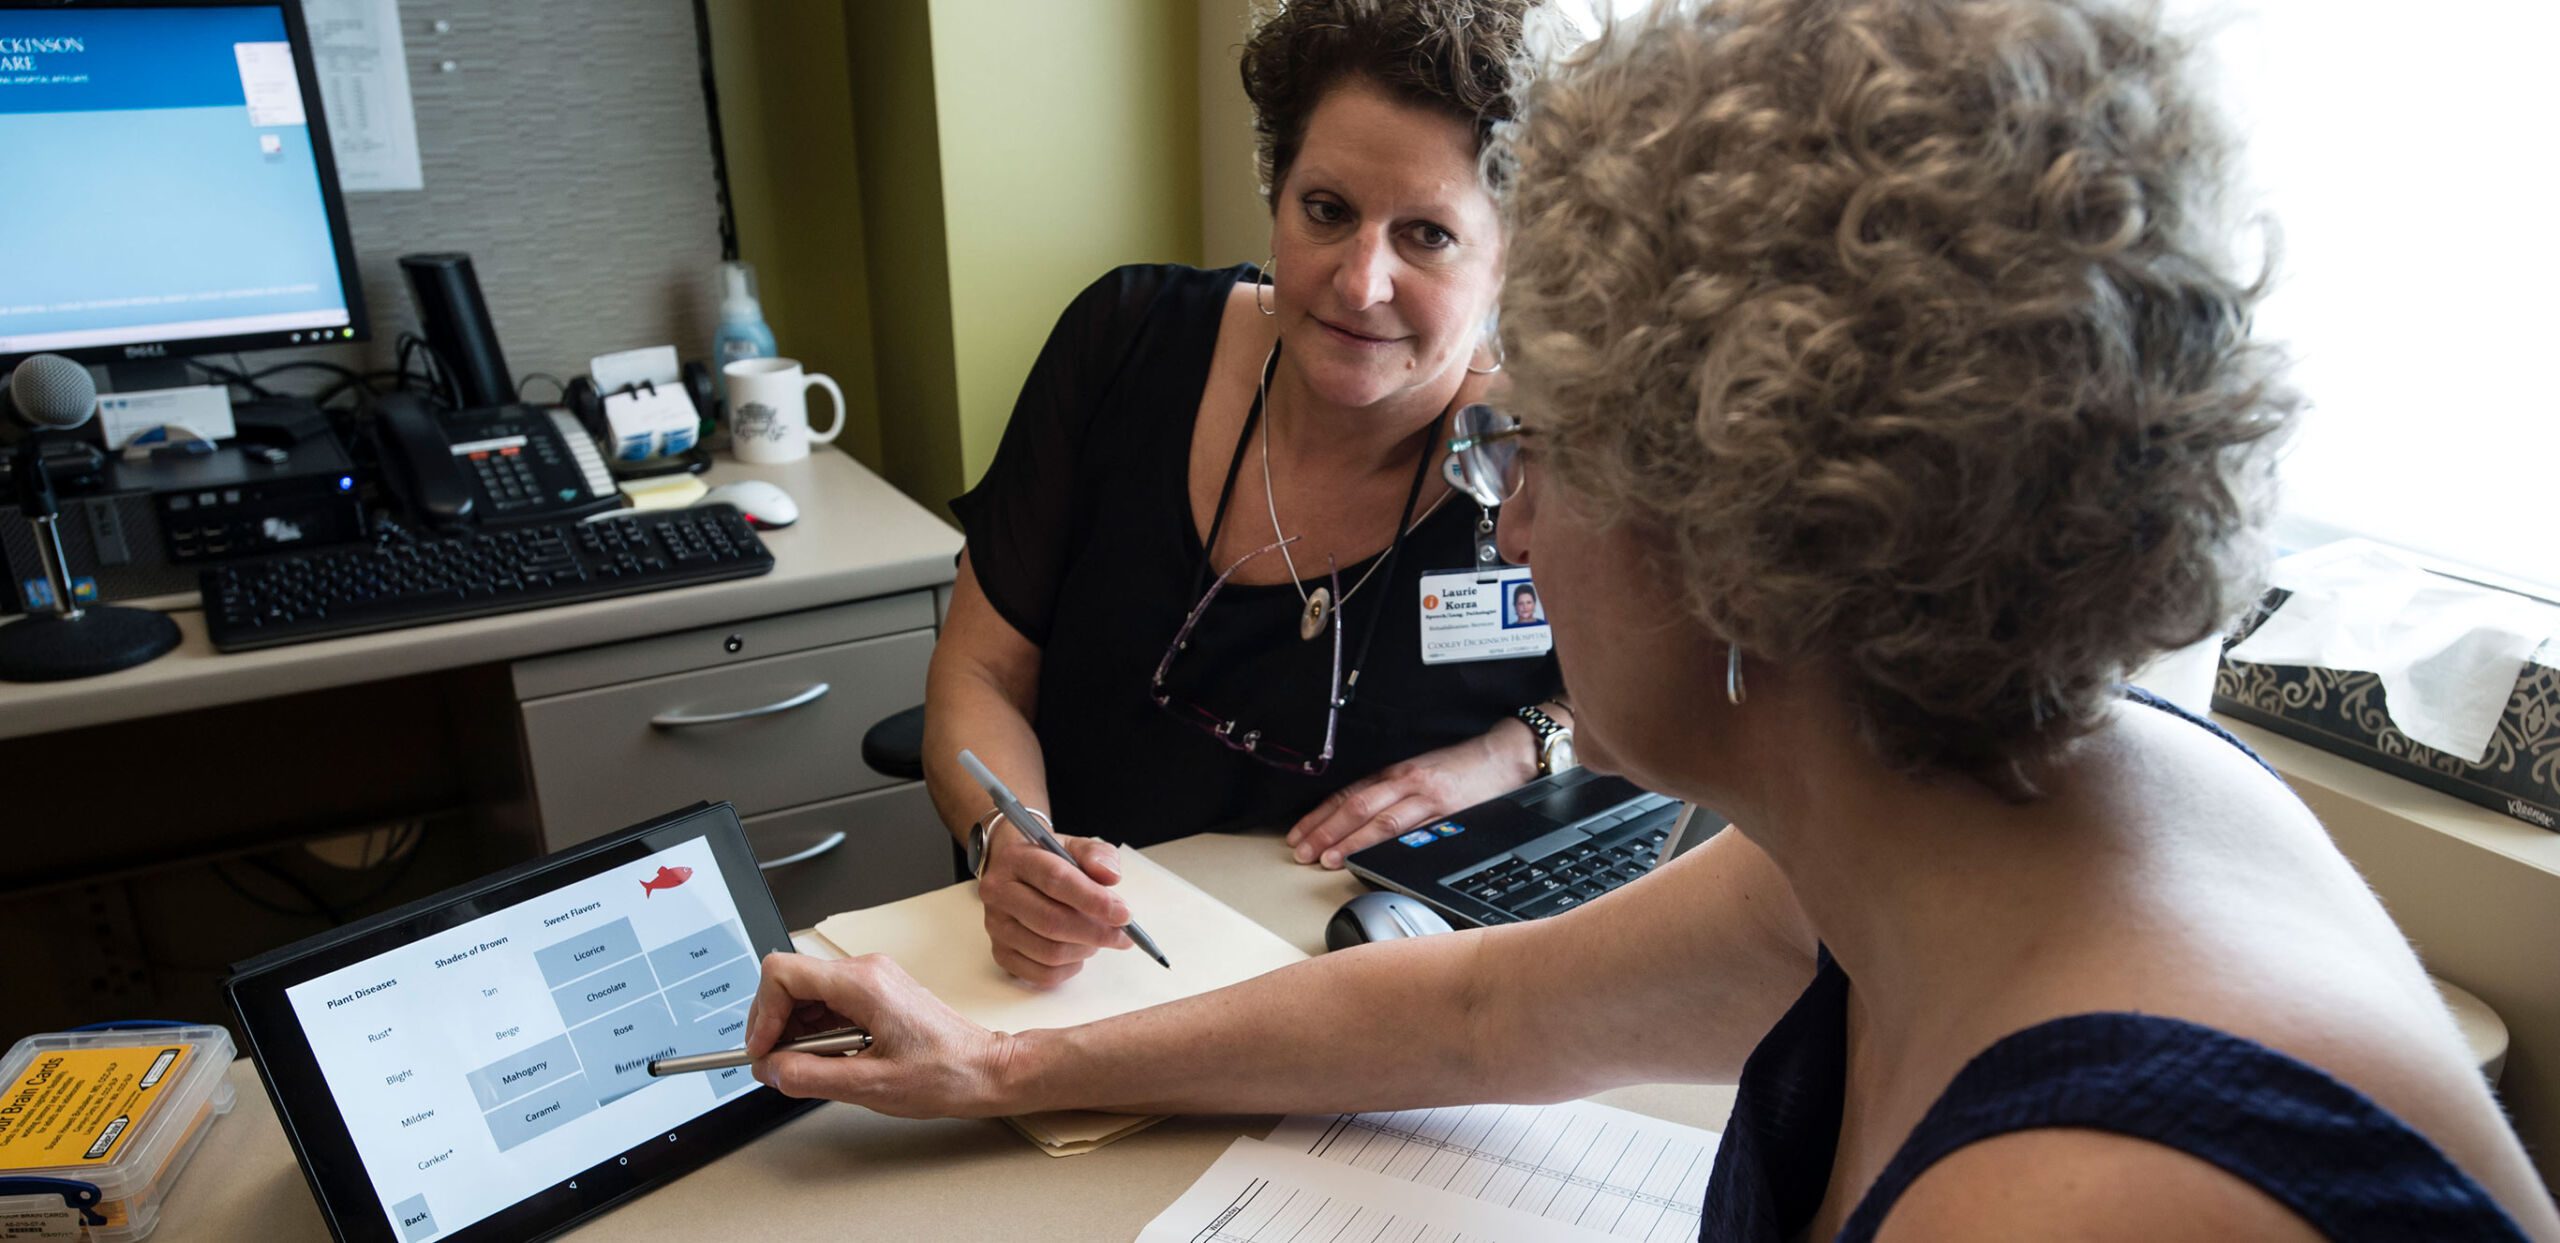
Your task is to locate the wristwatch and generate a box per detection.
[1514,703,1577,777]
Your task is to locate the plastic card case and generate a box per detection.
[0,1026,236,1241]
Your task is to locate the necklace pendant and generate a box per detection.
[1299,587,1332,641]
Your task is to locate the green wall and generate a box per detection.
[716,0,1203,514]
[714,0,1203,516]
[845,1,967,510]
[704,0,885,470]
[1199,0,1271,269]
[927,0,1204,489]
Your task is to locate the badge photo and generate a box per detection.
[1499,578,1546,629]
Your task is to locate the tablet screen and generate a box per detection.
[231,805,816,1243]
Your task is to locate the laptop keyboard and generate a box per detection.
[1446,794,1681,920]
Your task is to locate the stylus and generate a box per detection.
[645,1025,873,1076]
[957,748,1170,969]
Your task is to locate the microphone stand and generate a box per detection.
[0,438,181,681]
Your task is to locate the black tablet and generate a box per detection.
[227,803,820,1243]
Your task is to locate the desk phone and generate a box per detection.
[374,394,617,527]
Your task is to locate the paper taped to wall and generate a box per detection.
[303,0,424,191]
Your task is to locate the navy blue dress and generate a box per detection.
[1698,692,2530,1241]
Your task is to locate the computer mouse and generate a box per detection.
[699,479,799,529]
[1325,890,1454,951]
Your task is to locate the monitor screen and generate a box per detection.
[0,2,366,367]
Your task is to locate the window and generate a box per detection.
[2191,1,2558,596]
[1551,0,2558,595]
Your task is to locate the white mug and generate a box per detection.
[724,358,845,464]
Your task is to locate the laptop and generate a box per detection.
[1345,768,1724,927]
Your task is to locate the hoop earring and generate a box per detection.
[1465,315,1505,375]
[1726,644,1747,706]
[1257,257,1276,317]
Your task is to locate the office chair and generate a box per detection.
[861,703,926,781]
[863,703,968,880]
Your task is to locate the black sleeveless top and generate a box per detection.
[950,264,1558,845]
[1700,690,2530,1241]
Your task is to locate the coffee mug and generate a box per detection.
[724,358,845,464]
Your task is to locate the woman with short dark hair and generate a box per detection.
[764,1,2558,1235]
[923,0,1575,987]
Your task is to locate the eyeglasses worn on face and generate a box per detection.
[1150,537,1345,776]
[1445,402,1529,509]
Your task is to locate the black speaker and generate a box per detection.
[400,252,515,408]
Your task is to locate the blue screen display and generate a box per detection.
[0,6,354,355]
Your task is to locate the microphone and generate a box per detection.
[5,353,99,431]
[1,353,178,681]
[5,355,97,519]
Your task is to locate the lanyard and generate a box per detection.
[1193,343,1439,708]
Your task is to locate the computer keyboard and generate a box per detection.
[1444,794,1682,920]
[202,505,774,652]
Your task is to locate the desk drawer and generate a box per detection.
[745,783,950,930]
[524,630,932,847]
[511,593,935,700]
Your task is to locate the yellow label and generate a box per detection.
[0,1045,192,1171]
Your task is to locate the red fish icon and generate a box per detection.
[640,866,693,898]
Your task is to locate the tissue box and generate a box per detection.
[2214,588,2560,832]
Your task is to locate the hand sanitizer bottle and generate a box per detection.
[712,260,777,399]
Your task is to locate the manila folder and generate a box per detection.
[810,846,1308,1152]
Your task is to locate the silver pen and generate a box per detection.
[957,749,1171,969]
[646,1025,872,1076]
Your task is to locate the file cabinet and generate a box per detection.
[513,593,947,927]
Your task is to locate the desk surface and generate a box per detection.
[174,831,1736,1241]
[0,450,964,741]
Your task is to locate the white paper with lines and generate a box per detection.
[1136,1138,1623,1243]
[1262,1100,1719,1243]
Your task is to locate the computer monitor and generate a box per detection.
[0,0,368,373]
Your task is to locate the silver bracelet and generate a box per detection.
[969,804,1052,877]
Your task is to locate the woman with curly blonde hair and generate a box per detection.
[748,1,2558,1236]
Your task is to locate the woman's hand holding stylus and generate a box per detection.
[744,951,1018,1118]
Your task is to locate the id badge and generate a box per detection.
[1419,567,1552,665]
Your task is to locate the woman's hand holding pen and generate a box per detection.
[978,827,1135,987]
[745,952,1017,1118]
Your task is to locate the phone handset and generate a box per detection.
[371,392,476,526]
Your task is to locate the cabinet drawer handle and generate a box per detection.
[650,682,831,728]
[756,831,847,871]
